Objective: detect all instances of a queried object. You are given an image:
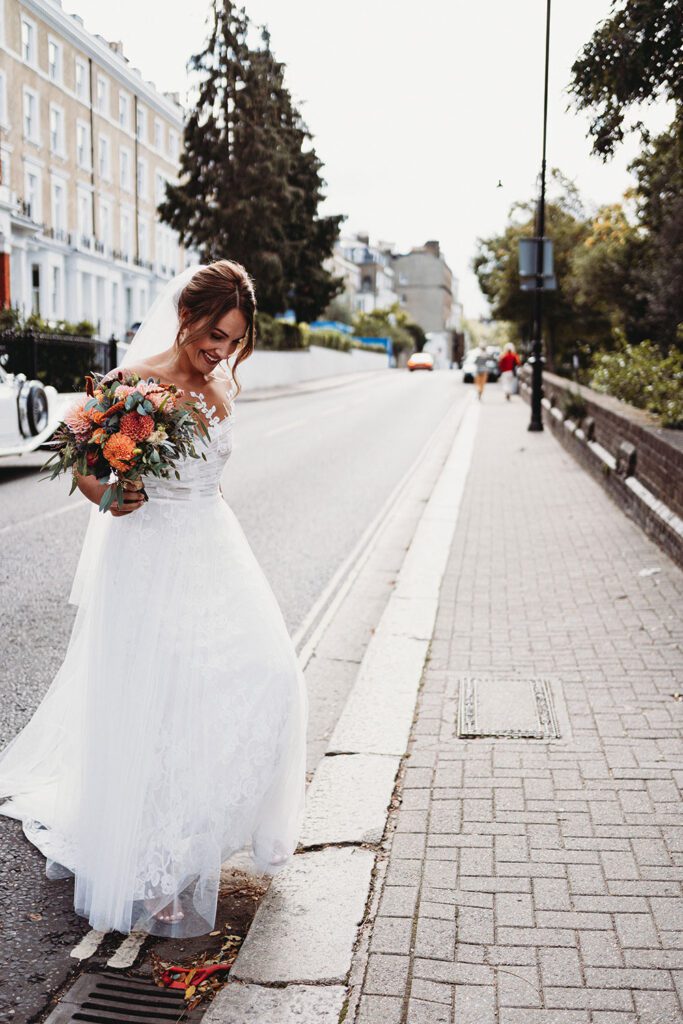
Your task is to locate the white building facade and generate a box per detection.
[0,0,186,339]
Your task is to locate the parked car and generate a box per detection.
[461,348,501,383]
[407,351,435,372]
[0,362,60,456]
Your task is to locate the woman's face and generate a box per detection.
[186,308,249,374]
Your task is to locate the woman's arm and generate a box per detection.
[74,469,145,516]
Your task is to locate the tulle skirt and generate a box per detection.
[0,494,308,937]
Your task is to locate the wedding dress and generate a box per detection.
[0,387,309,937]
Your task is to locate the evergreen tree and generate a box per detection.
[159,1,343,318]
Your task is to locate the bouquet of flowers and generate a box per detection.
[41,370,212,513]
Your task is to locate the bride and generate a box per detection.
[0,260,308,937]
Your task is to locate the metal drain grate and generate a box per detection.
[458,676,561,740]
[44,972,203,1023]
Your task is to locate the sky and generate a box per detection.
[69,0,671,317]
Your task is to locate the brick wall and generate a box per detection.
[530,370,683,521]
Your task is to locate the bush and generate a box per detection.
[560,389,588,422]
[304,326,353,352]
[255,313,308,351]
[590,339,683,429]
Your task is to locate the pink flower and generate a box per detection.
[147,389,175,411]
[63,396,93,439]
[114,384,135,400]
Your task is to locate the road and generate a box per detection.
[0,368,468,1022]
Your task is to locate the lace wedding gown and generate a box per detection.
[0,393,308,937]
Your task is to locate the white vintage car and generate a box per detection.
[0,360,61,456]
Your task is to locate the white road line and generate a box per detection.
[264,417,310,438]
[0,497,88,536]
[69,929,107,960]
[106,931,147,969]
[293,394,471,667]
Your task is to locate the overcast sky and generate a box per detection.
[70,0,670,317]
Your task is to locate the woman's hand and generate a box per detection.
[75,472,146,515]
[109,478,146,517]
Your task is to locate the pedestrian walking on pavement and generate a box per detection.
[498,342,521,400]
[474,347,489,400]
[0,261,308,939]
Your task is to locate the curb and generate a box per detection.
[205,396,480,1022]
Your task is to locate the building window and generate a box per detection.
[48,38,62,82]
[155,171,167,204]
[119,147,132,191]
[51,265,61,316]
[49,104,65,155]
[0,71,8,128]
[0,148,9,189]
[137,157,147,199]
[168,130,179,162]
[51,179,66,234]
[96,75,109,115]
[154,118,163,150]
[76,121,91,169]
[138,218,149,261]
[21,17,36,64]
[31,264,41,315]
[24,167,41,222]
[99,200,112,248]
[23,88,39,143]
[75,59,88,102]
[120,209,132,257]
[136,104,147,142]
[77,189,92,240]
[98,134,110,179]
[118,91,130,130]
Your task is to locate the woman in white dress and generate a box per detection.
[0,260,308,937]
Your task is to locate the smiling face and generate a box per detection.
[185,308,249,375]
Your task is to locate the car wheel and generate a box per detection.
[18,381,49,436]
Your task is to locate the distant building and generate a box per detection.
[334,233,399,314]
[0,0,186,338]
[392,240,464,362]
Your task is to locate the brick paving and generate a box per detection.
[354,388,683,1024]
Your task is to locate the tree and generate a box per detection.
[352,304,418,362]
[472,173,608,370]
[159,1,344,318]
[569,0,683,160]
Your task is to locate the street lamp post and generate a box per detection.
[528,0,552,433]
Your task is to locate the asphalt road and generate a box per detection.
[0,367,468,1022]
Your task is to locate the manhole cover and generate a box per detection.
[44,971,203,1023]
[457,677,561,739]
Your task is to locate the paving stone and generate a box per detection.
[532,877,572,911]
[379,885,420,918]
[499,1013,590,1024]
[202,983,347,1024]
[453,983,495,1024]
[414,917,455,960]
[545,987,634,1010]
[539,948,583,987]
[497,964,542,1007]
[584,967,674,989]
[406,997,451,1023]
[356,994,404,1024]
[369,917,414,955]
[579,930,624,967]
[614,913,662,949]
[410,978,454,1004]
[633,990,683,1022]
[456,906,494,945]
[495,892,535,928]
[364,954,410,997]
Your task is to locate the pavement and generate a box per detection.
[206,384,683,1023]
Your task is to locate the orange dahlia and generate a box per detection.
[102,431,137,472]
[120,411,155,441]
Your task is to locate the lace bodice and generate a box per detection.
[144,392,233,503]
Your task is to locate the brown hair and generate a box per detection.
[175,259,256,396]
